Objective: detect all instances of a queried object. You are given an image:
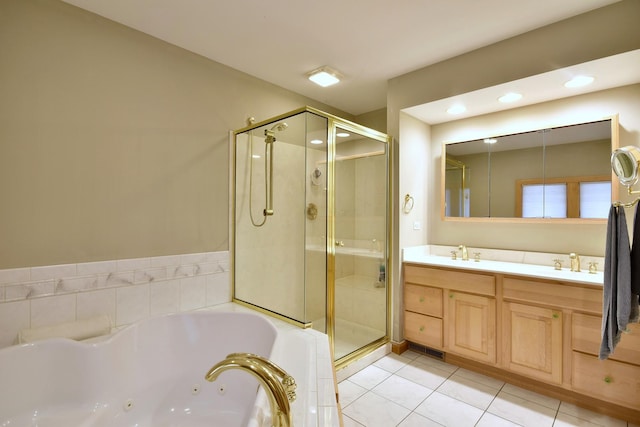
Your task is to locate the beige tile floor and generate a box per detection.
[338,350,639,427]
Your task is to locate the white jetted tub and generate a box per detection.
[0,309,327,426]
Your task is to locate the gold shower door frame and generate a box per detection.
[231,106,392,366]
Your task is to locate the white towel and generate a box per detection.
[18,315,112,344]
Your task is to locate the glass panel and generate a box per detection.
[580,181,611,218]
[305,113,329,333]
[333,126,387,359]
[234,111,325,324]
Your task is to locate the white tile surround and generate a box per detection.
[0,251,231,348]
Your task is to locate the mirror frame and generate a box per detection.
[440,115,620,223]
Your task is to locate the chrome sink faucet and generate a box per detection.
[569,253,581,272]
[205,353,296,427]
[459,245,469,261]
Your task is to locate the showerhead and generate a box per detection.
[270,122,288,132]
[264,122,288,143]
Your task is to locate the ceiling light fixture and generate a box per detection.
[498,92,523,103]
[564,75,594,88]
[307,66,342,87]
[484,138,497,144]
[336,132,350,138]
[310,139,323,145]
[446,104,466,115]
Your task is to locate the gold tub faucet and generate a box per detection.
[205,353,296,427]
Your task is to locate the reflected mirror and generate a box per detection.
[442,117,617,220]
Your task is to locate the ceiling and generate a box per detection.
[62,0,622,116]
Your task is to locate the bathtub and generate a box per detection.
[0,308,332,426]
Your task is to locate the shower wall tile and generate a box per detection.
[0,251,231,349]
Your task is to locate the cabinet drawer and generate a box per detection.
[572,351,640,409]
[404,265,495,296]
[572,313,640,364]
[503,277,601,313]
[405,311,443,348]
[404,284,442,317]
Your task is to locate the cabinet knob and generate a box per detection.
[419,326,425,332]
[552,312,559,319]
[449,293,455,298]
[419,296,425,303]
[604,376,612,384]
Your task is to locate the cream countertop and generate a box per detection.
[403,245,604,287]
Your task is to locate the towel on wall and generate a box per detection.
[599,205,632,360]
[629,203,640,323]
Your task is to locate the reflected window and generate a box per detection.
[520,179,611,218]
[522,184,567,218]
[580,182,611,218]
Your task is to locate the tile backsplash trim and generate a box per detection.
[0,251,231,349]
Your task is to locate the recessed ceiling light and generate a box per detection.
[307,66,342,87]
[252,154,261,159]
[336,132,350,138]
[498,92,523,103]
[310,139,323,145]
[447,104,466,115]
[484,138,497,144]
[564,75,594,88]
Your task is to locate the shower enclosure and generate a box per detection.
[232,107,391,363]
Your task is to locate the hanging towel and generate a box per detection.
[599,205,632,360]
[629,204,640,323]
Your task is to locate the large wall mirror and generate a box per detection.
[442,116,619,222]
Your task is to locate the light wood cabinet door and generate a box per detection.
[405,311,443,348]
[447,292,496,363]
[503,301,563,384]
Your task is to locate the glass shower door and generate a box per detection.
[332,125,388,360]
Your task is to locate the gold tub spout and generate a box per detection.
[205,353,296,427]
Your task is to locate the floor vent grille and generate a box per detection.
[408,342,445,360]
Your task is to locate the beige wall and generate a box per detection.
[0,0,351,269]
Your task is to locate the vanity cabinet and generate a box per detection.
[402,262,640,424]
[571,313,640,409]
[403,265,496,363]
[502,301,562,384]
